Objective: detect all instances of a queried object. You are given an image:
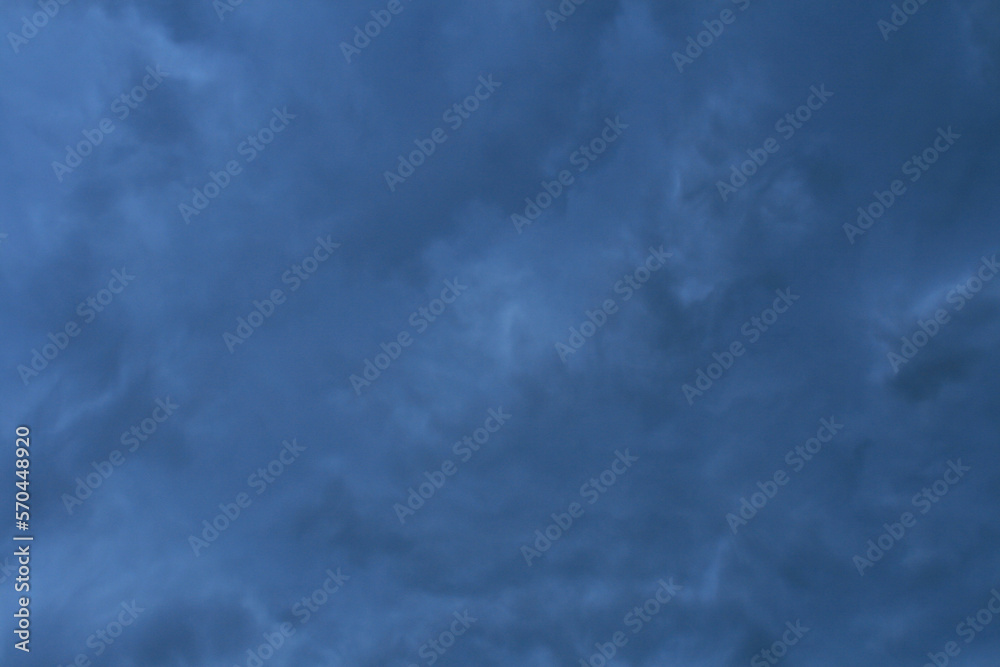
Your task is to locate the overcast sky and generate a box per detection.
[2,0,1000,665]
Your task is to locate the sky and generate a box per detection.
[1,0,1000,665]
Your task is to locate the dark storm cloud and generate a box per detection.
[1,0,999,665]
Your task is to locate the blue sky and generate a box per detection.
[2,0,1000,665]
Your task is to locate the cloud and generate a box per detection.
[2,0,999,664]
